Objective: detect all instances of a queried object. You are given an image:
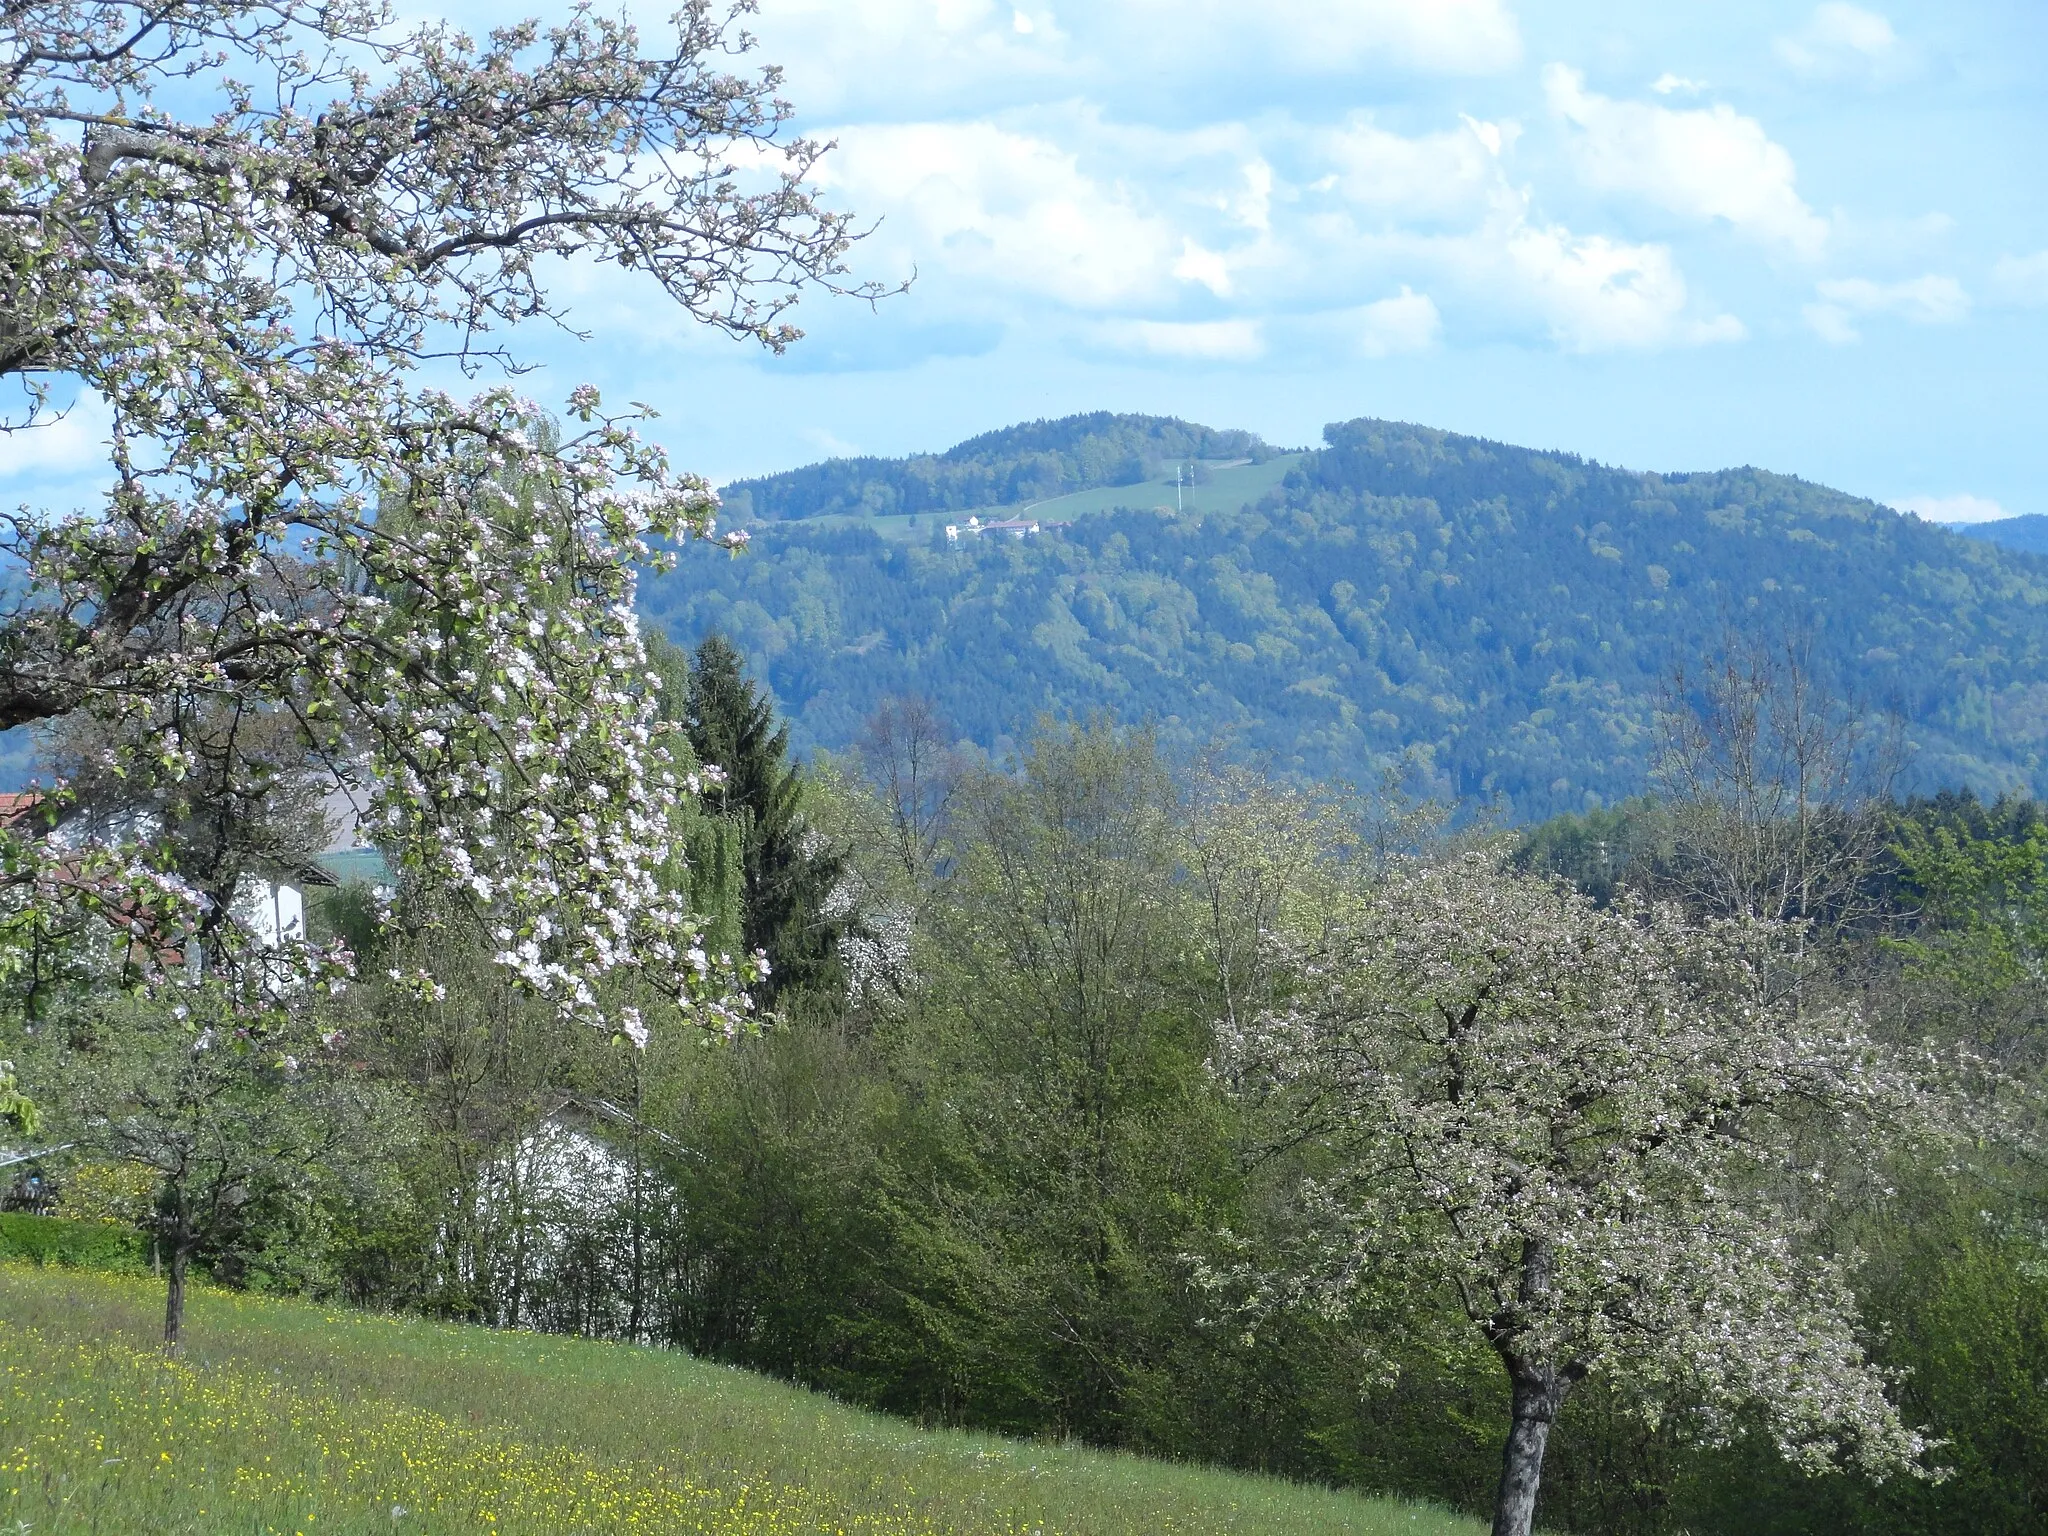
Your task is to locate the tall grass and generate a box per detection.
[0,1265,1478,1535]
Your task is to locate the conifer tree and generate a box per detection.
[684,636,845,1003]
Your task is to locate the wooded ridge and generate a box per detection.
[650,415,2048,819]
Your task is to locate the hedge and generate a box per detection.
[0,1212,148,1273]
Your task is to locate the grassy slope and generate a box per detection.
[1012,455,1306,522]
[782,456,1306,542]
[0,1264,1478,1536]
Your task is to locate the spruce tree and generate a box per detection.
[682,635,845,1003]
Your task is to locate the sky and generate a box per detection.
[582,0,2047,519]
[8,0,2047,521]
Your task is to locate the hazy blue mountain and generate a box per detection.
[642,416,2048,818]
[1952,515,2048,556]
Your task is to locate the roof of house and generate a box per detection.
[0,793,44,827]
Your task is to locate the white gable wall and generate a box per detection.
[232,874,305,949]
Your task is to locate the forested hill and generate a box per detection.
[1956,514,2048,556]
[720,411,1273,522]
[645,417,2048,820]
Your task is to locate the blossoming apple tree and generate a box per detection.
[1215,853,1947,1536]
[0,0,875,1029]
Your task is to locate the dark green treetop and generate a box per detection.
[683,635,846,1004]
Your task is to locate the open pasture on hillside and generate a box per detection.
[0,1264,1477,1536]
[783,454,1307,541]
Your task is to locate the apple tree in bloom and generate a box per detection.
[1214,852,1947,1536]
[0,0,876,1029]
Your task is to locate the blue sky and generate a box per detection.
[569,0,2047,519]
[7,1,2044,521]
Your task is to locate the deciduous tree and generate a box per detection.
[1217,853,1944,1536]
[1656,629,1900,942]
[53,983,401,1351]
[0,0,871,1029]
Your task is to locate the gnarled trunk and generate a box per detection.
[1491,1362,1574,1536]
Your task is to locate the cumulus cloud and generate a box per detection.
[677,14,1783,370]
[1803,274,1969,342]
[1109,0,1521,77]
[1544,65,1828,259]
[1288,107,1737,353]
[1651,74,1708,96]
[1172,239,1234,298]
[1316,114,1514,225]
[745,0,1071,117]
[1099,318,1265,361]
[799,101,1754,362]
[1354,288,1441,357]
[1991,251,2048,306]
[1894,493,2012,525]
[809,121,1198,310]
[1495,217,1745,352]
[1774,4,1908,82]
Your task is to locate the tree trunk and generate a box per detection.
[1491,1364,1572,1536]
[163,1239,190,1356]
[507,1146,527,1330]
[629,1064,645,1344]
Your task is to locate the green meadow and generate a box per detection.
[780,453,1307,541]
[0,1263,1479,1536]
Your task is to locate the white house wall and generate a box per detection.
[231,874,305,949]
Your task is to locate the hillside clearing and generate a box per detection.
[0,1264,1479,1536]
[781,455,1306,541]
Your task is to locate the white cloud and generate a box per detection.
[1284,115,1744,354]
[1802,304,1861,345]
[748,0,1518,119]
[1317,114,1514,226]
[1544,64,1828,259]
[1803,274,1969,342]
[1498,217,1745,352]
[1991,251,2048,306]
[720,55,1755,365]
[1100,318,1265,361]
[1172,239,1234,298]
[1894,493,2012,525]
[1774,4,1907,82]
[1356,287,1441,357]
[1193,109,1740,355]
[0,394,110,481]
[810,121,1197,310]
[748,0,1070,117]
[1651,74,1708,96]
[1108,0,1520,77]
[1213,159,1275,236]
